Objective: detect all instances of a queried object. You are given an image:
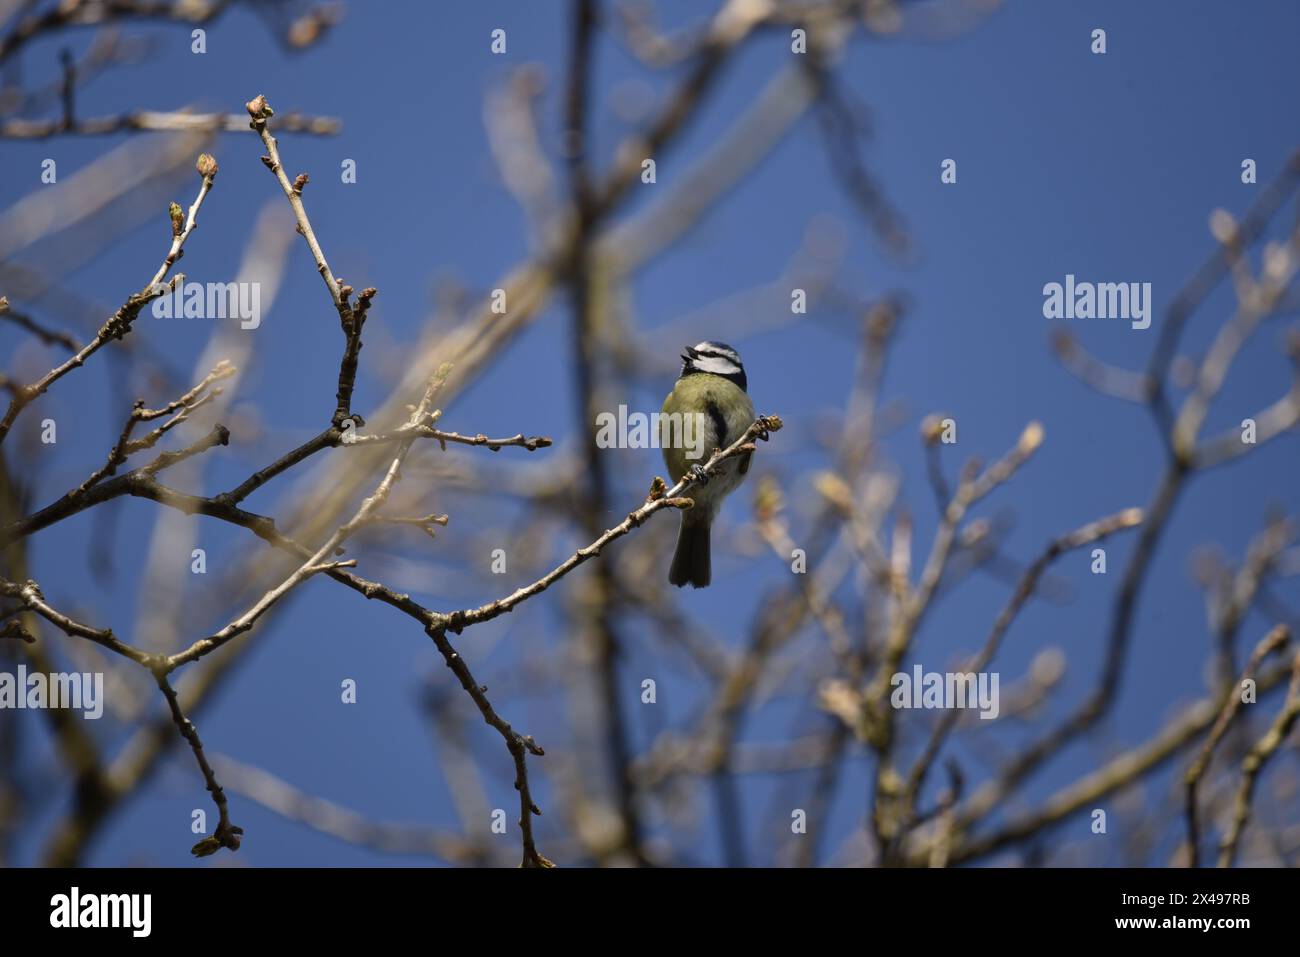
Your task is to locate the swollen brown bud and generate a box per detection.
[920,413,946,445]
[196,153,218,179]
[812,472,851,514]
[245,94,274,122]
[753,475,784,521]
[169,202,184,237]
[1018,420,1045,455]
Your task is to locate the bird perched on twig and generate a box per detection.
[660,341,755,588]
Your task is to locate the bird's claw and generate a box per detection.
[690,463,710,485]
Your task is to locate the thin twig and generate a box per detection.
[1185,624,1290,867]
[0,155,216,445]
[1217,647,1300,867]
[154,672,243,857]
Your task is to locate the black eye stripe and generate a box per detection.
[680,346,749,393]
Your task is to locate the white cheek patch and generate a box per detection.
[694,354,741,377]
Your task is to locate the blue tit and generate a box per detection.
[660,341,755,588]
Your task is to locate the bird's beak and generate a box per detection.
[682,346,698,362]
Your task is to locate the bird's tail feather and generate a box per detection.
[669,517,711,588]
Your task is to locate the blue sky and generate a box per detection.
[4,0,1300,866]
